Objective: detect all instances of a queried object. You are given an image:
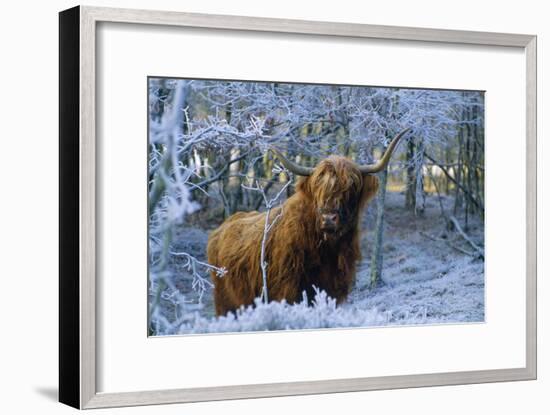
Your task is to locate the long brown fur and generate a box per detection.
[207,156,379,316]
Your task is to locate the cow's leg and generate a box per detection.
[270,279,300,305]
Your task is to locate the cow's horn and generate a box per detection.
[269,146,314,176]
[359,128,411,174]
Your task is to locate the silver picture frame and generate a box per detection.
[59,5,537,409]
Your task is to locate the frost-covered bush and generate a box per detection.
[168,289,432,335]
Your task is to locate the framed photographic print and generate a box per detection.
[59,5,537,409]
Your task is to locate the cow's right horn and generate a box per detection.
[269,146,314,176]
[358,128,411,174]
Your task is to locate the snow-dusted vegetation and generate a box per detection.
[148,78,484,336]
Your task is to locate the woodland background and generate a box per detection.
[148,78,485,335]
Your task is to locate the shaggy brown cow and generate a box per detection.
[207,129,410,316]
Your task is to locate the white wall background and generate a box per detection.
[0,0,545,414]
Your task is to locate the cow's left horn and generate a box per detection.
[359,128,411,174]
[269,146,314,176]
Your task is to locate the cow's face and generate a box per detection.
[270,129,408,239]
[306,157,370,239]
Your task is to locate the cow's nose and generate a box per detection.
[323,213,338,224]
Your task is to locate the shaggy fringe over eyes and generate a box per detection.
[308,157,364,209]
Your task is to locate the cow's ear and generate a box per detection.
[361,175,379,204]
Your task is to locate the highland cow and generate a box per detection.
[207,129,410,316]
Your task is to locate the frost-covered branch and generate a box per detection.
[169,251,227,303]
[241,166,292,303]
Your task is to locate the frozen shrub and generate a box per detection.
[170,289,432,335]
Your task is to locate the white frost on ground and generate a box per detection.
[175,289,430,335]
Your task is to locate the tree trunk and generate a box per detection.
[453,113,465,215]
[405,136,425,215]
[405,139,416,210]
[227,147,242,214]
[370,167,388,289]
[414,139,426,215]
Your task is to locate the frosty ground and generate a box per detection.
[159,191,484,335]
